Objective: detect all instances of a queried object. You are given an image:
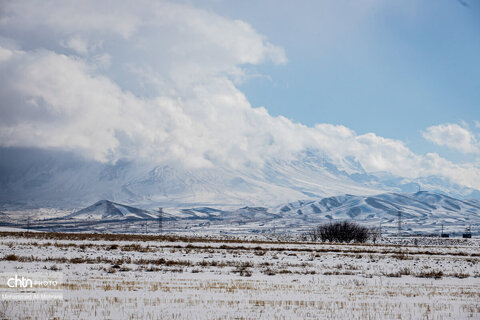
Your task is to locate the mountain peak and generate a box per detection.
[66,200,155,220]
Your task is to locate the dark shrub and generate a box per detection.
[5,254,18,261]
[314,221,370,243]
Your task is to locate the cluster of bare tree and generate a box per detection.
[306,221,379,243]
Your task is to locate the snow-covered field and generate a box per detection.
[1,232,479,319]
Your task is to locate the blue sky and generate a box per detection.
[199,0,480,161]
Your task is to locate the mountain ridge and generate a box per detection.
[49,191,480,235]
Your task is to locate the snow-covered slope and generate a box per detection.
[66,200,156,220]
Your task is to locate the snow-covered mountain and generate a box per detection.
[1,147,480,210]
[0,148,377,208]
[174,191,480,231]
[52,191,479,235]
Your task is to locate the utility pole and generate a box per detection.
[26,216,30,232]
[158,208,163,234]
[379,221,382,237]
[145,223,148,234]
[397,211,402,236]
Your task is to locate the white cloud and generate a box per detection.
[1,0,480,192]
[0,0,286,165]
[0,47,14,62]
[422,123,480,154]
[61,36,89,55]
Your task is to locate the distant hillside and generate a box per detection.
[272,191,480,234]
[66,200,156,220]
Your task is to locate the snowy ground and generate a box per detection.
[0,232,479,319]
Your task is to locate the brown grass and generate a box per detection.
[415,270,443,279]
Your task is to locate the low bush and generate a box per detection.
[309,221,370,243]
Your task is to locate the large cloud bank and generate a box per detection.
[1,0,480,190]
